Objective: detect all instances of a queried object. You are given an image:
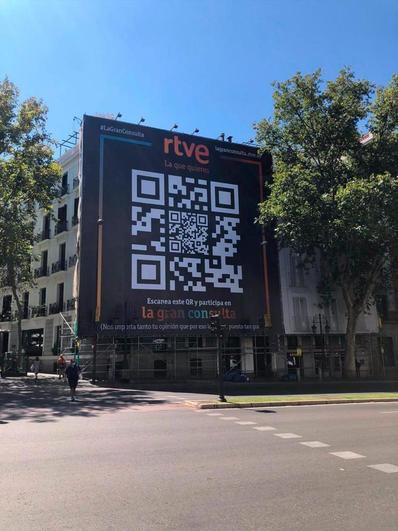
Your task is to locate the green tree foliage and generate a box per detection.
[257,69,398,377]
[0,78,61,363]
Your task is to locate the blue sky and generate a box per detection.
[0,0,397,146]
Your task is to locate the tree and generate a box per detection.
[0,78,61,367]
[256,69,398,377]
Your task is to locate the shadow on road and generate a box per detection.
[0,376,166,424]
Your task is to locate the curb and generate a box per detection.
[185,398,398,409]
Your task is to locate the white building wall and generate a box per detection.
[0,145,80,367]
[278,248,379,336]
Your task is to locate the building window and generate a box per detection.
[57,283,64,311]
[72,197,79,226]
[1,295,12,320]
[292,297,309,331]
[22,328,44,357]
[23,292,29,319]
[58,242,66,271]
[42,214,51,240]
[289,252,305,287]
[324,300,339,331]
[61,172,69,195]
[40,288,46,307]
[56,205,68,234]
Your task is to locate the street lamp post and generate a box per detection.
[209,312,226,402]
[92,217,104,384]
[312,313,330,381]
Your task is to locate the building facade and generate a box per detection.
[1,117,397,380]
[0,145,79,371]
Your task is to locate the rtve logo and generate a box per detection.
[163,135,209,165]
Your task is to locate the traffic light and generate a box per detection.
[209,312,221,335]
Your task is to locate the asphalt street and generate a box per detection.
[1,377,397,531]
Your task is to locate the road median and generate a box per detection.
[185,392,398,409]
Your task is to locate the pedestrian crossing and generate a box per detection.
[200,409,398,475]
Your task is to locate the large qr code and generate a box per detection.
[131,169,242,293]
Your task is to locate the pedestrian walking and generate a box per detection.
[31,356,40,382]
[57,354,66,379]
[65,359,81,401]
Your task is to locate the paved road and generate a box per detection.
[1,377,397,530]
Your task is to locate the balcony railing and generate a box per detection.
[0,310,13,322]
[51,260,67,274]
[66,298,76,311]
[72,215,78,226]
[73,177,79,189]
[31,305,47,318]
[40,229,51,241]
[49,302,65,315]
[68,254,78,268]
[34,266,49,278]
[59,184,69,197]
[55,220,68,235]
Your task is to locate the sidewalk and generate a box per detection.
[0,374,168,424]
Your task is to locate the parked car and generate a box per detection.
[223,367,250,382]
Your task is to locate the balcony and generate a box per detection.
[49,302,65,315]
[59,184,69,197]
[51,260,67,274]
[31,305,47,318]
[66,298,76,311]
[72,215,78,226]
[73,177,79,189]
[68,254,78,268]
[0,310,13,322]
[34,266,49,278]
[55,220,68,235]
[40,229,51,241]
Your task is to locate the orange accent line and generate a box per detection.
[95,224,103,322]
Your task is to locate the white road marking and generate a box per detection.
[207,413,224,416]
[235,421,257,425]
[220,416,239,420]
[330,451,365,460]
[300,441,330,448]
[253,426,276,431]
[380,410,398,414]
[368,463,398,473]
[274,433,302,439]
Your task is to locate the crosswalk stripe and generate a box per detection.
[300,441,330,448]
[330,451,365,460]
[368,463,398,473]
[274,433,302,439]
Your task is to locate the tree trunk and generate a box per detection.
[344,310,359,378]
[10,281,25,372]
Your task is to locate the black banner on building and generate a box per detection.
[78,115,273,337]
